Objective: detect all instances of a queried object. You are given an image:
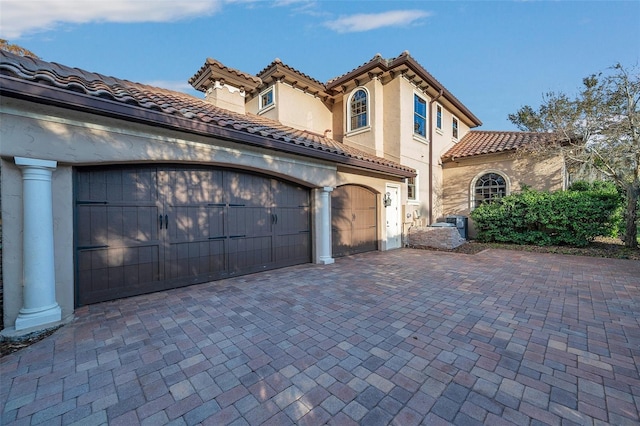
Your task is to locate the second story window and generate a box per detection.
[452,116,459,140]
[349,89,368,131]
[436,104,443,130]
[414,95,427,138]
[259,87,274,110]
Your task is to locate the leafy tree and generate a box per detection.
[0,40,39,58]
[509,64,640,247]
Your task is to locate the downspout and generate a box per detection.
[428,89,444,225]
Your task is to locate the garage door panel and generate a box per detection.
[275,233,310,265]
[77,166,310,306]
[227,172,273,208]
[275,207,310,234]
[163,169,224,205]
[331,186,350,210]
[332,185,378,257]
[167,206,225,241]
[228,236,273,272]
[228,206,272,237]
[273,180,309,207]
[166,239,227,280]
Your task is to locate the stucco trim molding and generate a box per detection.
[469,169,512,211]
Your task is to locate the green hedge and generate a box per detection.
[470,182,621,247]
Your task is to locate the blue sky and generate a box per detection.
[1,0,638,130]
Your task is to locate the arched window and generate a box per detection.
[349,88,368,131]
[473,172,507,208]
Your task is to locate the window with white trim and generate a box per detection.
[259,87,274,110]
[436,104,443,131]
[349,88,368,131]
[474,172,507,208]
[414,95,427,138]
[407,176,417,201]
[452,116,459,140]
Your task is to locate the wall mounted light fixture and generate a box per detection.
[383,192,392,207]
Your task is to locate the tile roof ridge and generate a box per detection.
[0,49,204,106]
[468,130,546,135]
[205,57,261,84]
[188,57,262,91]
[1,49,131,88]
[326,53,387,85]
[256,58,325,87]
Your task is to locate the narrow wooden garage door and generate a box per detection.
[331,185,378,257]
[76,166,310,305]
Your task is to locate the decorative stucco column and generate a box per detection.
[316,186,335,265]
[14,157,61,331]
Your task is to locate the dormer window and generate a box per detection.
[259,87,274,111]
[348,88,368,131]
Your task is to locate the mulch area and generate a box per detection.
[416,236,640,260]
[1,325,63,357]
[2,237,638,358]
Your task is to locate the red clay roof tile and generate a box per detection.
[441,130,555,162]
[0,50,415,177]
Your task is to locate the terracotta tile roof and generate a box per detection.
[189,57,262,93]
[257,58,325,88]
[0,50,415,178]
[326,51,482,127]
[326,52,389,85]
[441,130,555,162]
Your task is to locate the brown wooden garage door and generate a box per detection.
[75,166,310,306]
[331,185,378,257]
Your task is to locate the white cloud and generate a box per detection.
[0,0,224,39]
[323,10,432,33]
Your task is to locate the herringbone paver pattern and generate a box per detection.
[2,249,639,425]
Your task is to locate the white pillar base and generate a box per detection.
[15,304,62,331]
[317,256,335,265]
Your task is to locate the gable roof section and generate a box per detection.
[258,59,327,92]
[441,130,555,162]
[327,51,482,128]
[0,50,415,178]
[189,57,262,94]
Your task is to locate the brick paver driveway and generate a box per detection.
[2,248,640,425]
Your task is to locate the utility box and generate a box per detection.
[445,215,468,240]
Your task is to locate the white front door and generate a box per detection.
[385,184,401,249]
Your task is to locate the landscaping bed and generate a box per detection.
[424,236,640,260]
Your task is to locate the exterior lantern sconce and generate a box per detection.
[383,192,392,207]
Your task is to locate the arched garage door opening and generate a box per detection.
[331,185,378,257]
[75,165,311,306]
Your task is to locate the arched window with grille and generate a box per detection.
[473,172,508,209]
[348,88,368,131]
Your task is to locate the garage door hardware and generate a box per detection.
[77,244,109,250]
[158,214,169,230]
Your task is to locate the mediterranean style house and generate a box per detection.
[0,50,564,334]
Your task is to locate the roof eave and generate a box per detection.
[1,76,414,179]
[442,149,516,164]
[326,53,483,128]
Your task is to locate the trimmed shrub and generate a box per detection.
[471,184,621,246]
